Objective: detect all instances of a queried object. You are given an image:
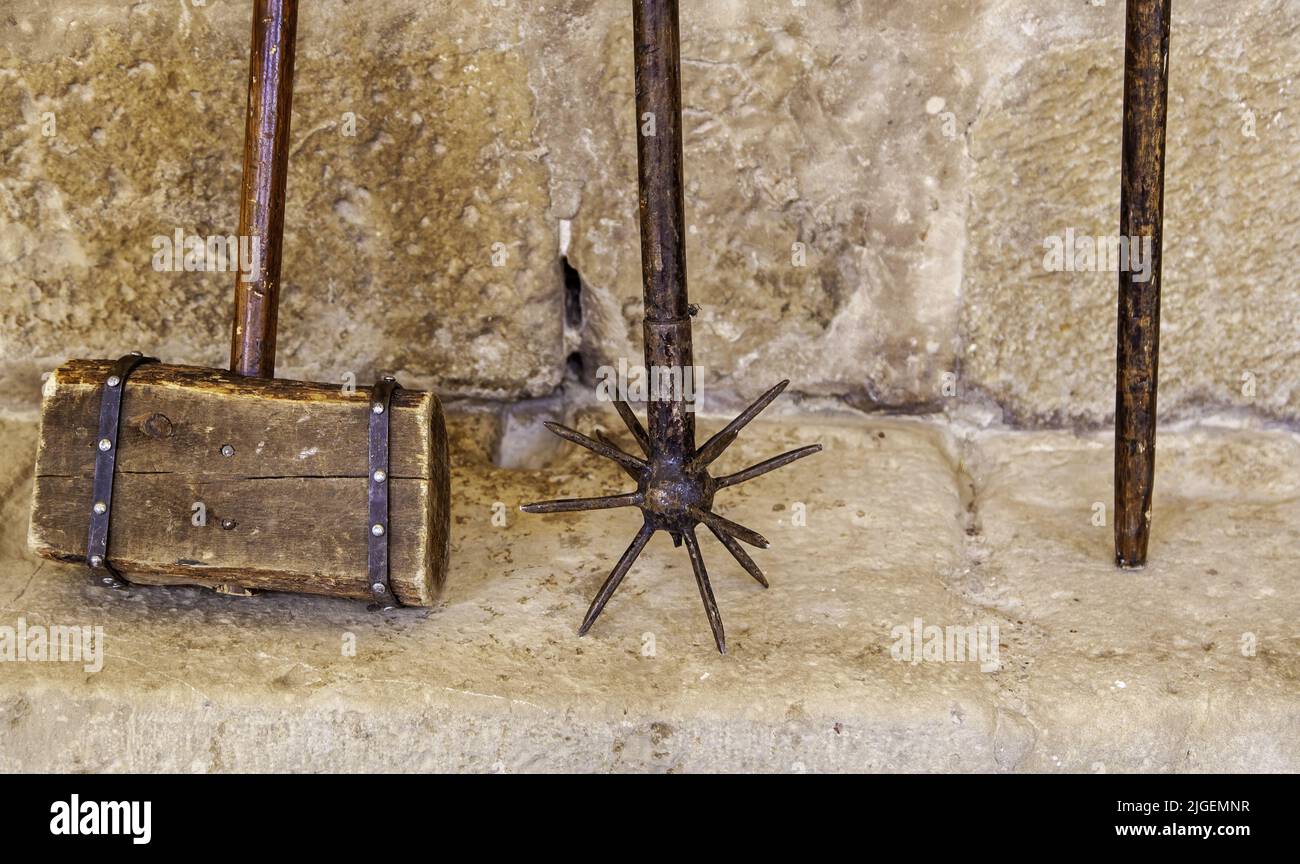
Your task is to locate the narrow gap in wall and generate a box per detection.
[562,256,583,328]
[561,255,587,385]
[493,253,590,470]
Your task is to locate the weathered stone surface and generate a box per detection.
[3,0,1298,424]
[964,423,1300,771]
[1,410,1295,772]
[963,1,1300,426]
[550,2,973,412]
[1,0,978,415]
[0,0,561,406]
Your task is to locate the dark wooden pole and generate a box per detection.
[230,0,298,379]
[634,0,694,460]
[1114,0,1171,568]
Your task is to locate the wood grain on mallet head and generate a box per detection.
[29,360,450,606]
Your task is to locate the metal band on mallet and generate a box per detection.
[86,352,159,588]
[367,376,401,608]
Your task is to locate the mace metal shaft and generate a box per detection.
[524,0,823,653]
[1114,0,1171,568]
[633,0,694,457]
[230,0,298,379]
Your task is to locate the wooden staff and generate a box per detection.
[1115,0,1171,568]
[230,0,298,378]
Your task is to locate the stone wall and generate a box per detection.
[2,0,1296,425]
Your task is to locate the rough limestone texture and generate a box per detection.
[1,409,1296,772]
[550,1,973,412]
[963,0,1300,426]
[6,0,1295,424]
[0,0,562,405]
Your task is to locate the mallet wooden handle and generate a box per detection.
[230,0,298,379]
[1115,0,1172,568]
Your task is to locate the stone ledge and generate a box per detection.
[0,413,1296,772]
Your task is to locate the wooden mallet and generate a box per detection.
[28,0,450,607]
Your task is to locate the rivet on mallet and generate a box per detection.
[372,402,384,414]
[97,438,112,452]
[106,375,121,388]
[221,444,235,457]
[92,501,107,515]
[373,469,386,482]
[371,523,385,536]
[89,555,104,568]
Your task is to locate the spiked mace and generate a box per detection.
[522,0,821,653]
